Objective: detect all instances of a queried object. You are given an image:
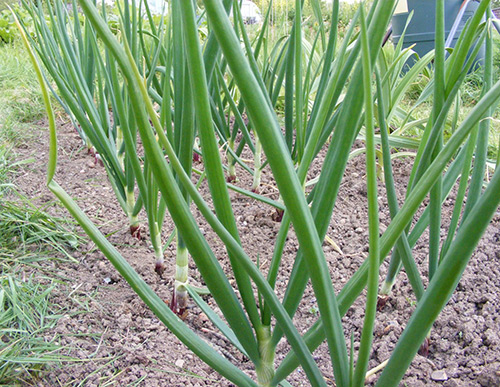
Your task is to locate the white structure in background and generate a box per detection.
[142,0,167,15]
[96,0,168,16]
[239,0,262,25]
[324,0,360,3]
[95,1,263,21]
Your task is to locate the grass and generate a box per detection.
[0,36,85,385]
[0,185,82,385]
[0,167,79,385]
[0,272,66,385]
[0,41,45,148]
[0,196,82,260]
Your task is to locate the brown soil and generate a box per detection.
[12,120,500,387]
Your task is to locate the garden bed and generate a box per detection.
[12,119,500,386]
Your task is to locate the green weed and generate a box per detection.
[0,194,81,261]
[0,273,66,385]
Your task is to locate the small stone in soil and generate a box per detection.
[175,359,185,368]
[431,370,448,381]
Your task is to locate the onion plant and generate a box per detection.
[379,0,493,307]
[20,0,146,237]
[20,0,199,312]
[16,0,500,386]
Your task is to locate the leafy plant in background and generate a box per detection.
[14,0,500,386]
[254,0,329,24]
[0,9,15,42]
[0,5,32,43]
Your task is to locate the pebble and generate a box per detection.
[431,370,448,381]
[175,359,185,368]
[197,312,208,324]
